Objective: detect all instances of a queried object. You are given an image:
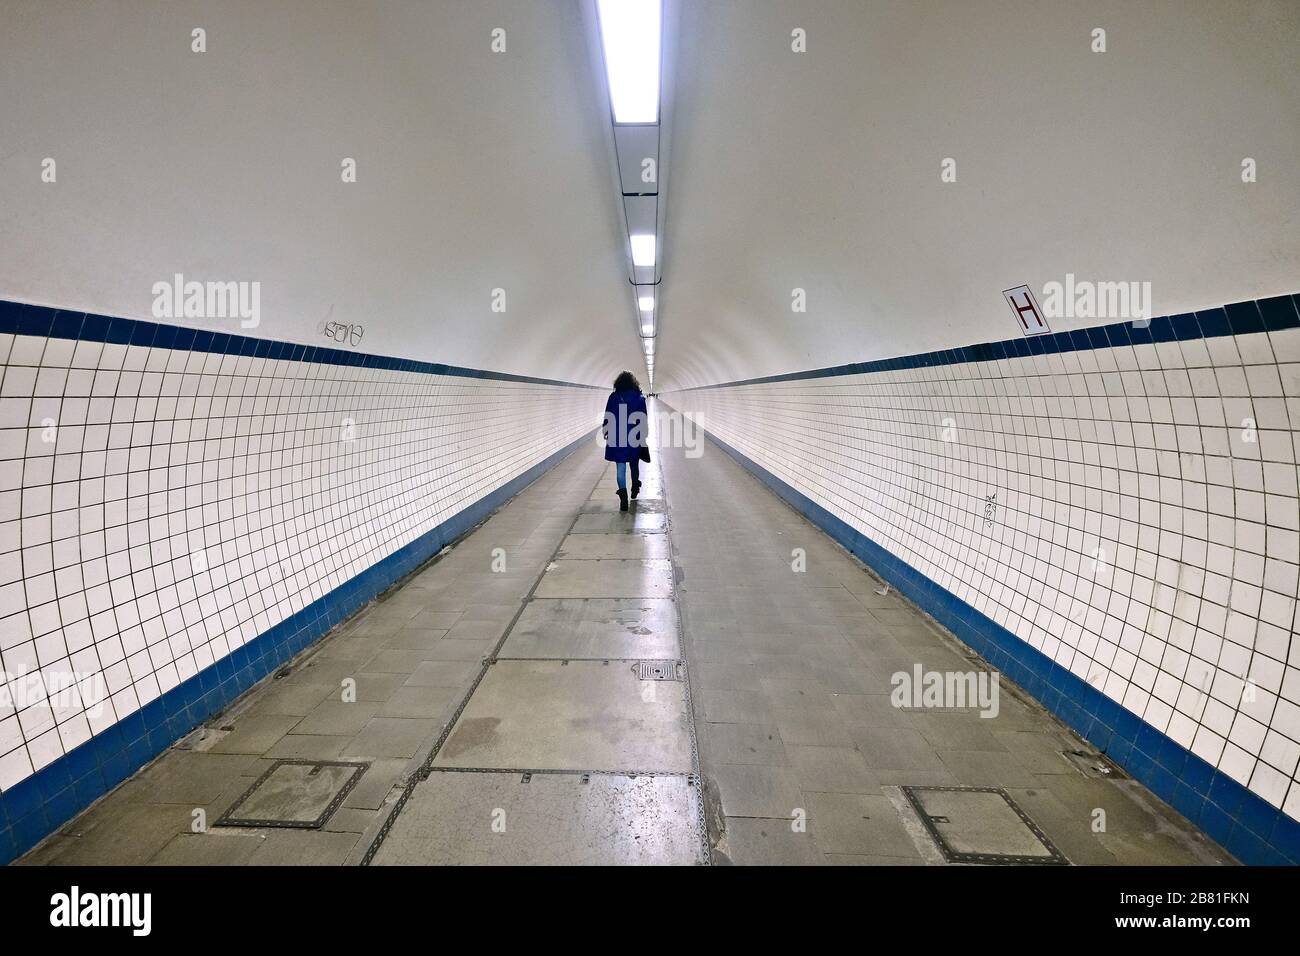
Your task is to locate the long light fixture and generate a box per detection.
[630,233,656,268]
[596,0,661,124]
[591,0,667,388]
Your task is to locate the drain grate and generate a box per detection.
[902,786,1067,865]
[635,660,684,681]
[216,759,369,830]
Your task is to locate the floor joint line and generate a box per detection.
[358,452,606,865]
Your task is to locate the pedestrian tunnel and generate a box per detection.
[0,1,1298,872]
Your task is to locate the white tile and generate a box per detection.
[669,331,1300,821]
[0,336,602,787]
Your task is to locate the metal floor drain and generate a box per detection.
[216,759,369,830]
[177,725,230,752]
[635,660,684,681]
[902,786,1067,865]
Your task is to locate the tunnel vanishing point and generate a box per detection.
[1,1,1298,899]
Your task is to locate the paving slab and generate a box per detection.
[535,558,674,599]
[501,597,679,659]
[207,714,302,755]
[714,817,823,866]
[572,512,667,534]
[20,803,196,866]
[150,832,265,866]
[343,717,439,759]
[556,532,670,559]
[249,830,363,866]
[371,771,703,865]
[120,752,261,805]
[378,684,461,719]
[785,745,880,794]
[434,660,692,772]
[292,701,381,737]
[711,763,803,818]
[805,791,923,858]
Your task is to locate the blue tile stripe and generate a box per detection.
[0,298,604,390]
[686,421,1300,866]
[681,293,1300,391]
[0,427,595,865]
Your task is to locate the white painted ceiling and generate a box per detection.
[0,0,644,385]
[655,0,1300,389]
[3,1,1297,391]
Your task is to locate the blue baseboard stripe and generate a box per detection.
[681,292,1300,391]
[0,429,594,865]
[694,423,1300,866]
[0,297,603,390]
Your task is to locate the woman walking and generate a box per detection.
[602,370,650,512]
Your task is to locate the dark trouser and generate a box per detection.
[615,459,640,489]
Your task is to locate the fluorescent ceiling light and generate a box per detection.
[597,0,661,124]
[630,233,656,267]
[638,295,654,311]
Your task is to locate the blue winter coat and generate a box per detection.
[603,388,648,463]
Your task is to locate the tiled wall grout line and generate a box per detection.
[662,300,1300,866]
[0,301,606,863]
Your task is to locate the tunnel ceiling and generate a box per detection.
[0,0,644,385]
[654,0,1300,390]
[3,1,1298,392]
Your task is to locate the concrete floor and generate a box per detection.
[17,414,1234,866]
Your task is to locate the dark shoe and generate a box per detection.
[630,480,641,500]
[617,489,629,512]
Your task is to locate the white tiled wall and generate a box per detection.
[0,331,602,791]
[667,326,1300,820]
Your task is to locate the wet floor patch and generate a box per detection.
[572,512,667,533]
[501,597,680,659]
[433,660,692,772]
[370,770,704,865]
[535,558,674,599]
[582,497,668,514]
[556,532,670,559]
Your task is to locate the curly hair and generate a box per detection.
[613,370,641,392]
